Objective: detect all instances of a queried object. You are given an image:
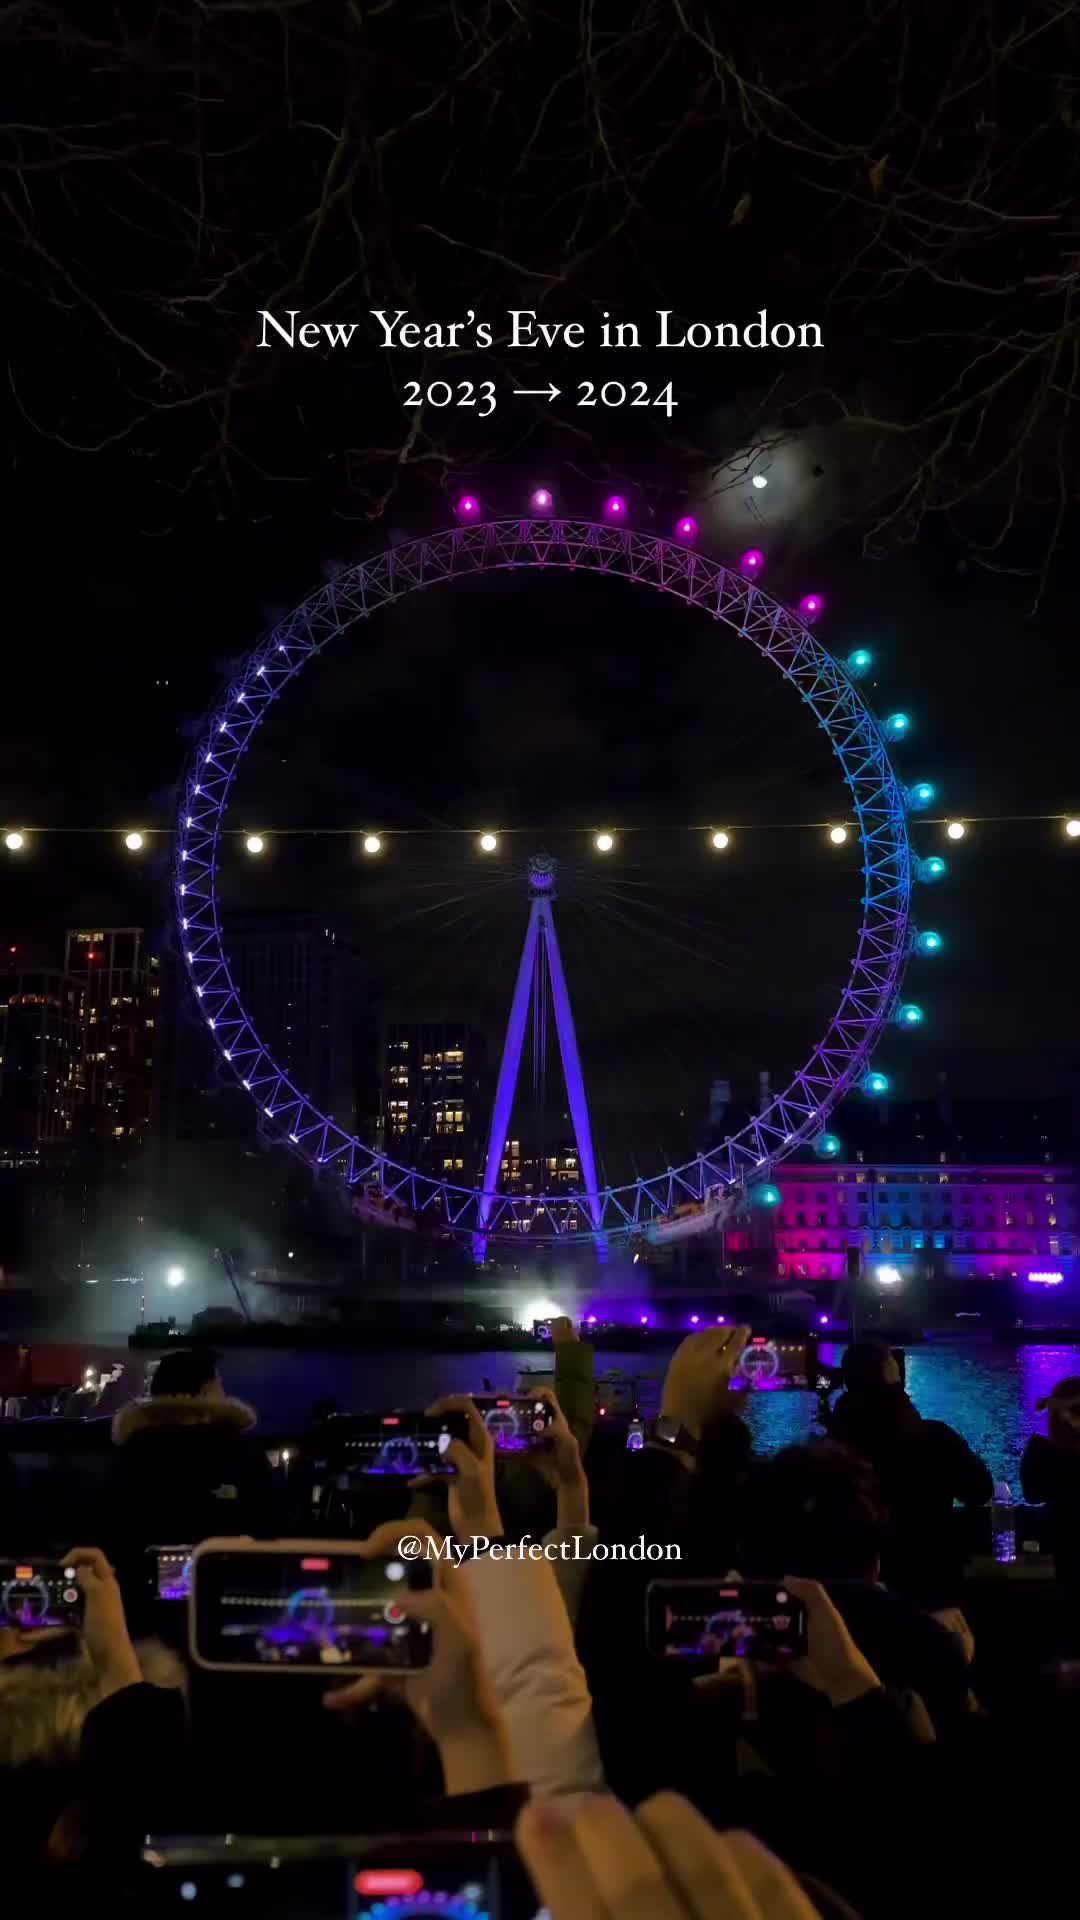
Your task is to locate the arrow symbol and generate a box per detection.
[512,385,561,401]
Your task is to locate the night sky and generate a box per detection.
[3,2,1080,1171]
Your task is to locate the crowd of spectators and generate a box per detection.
[2,1319,1080,1915]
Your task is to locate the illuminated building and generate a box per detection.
[0,963,86,1162]
[379,1019,487,1186]
[64,928,157,1146]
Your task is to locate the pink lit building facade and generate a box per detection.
[730,1159,1077,1289]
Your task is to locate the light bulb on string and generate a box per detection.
[124,832,145,852]
[828,825,849,845]
[479,833,499,853]
[245,834,266,855]
[1066,818,1080,839]
[945,820,966,841]
[362,835,382,856]
[710,830,731,851]
[4,831,26,852]
[595,832,615,853]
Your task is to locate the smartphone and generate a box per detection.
[0,1558,85,1632]
[190,1539,434,1674]
[150,1546,194,1602]
[646,1580,808,1660]
[730,1336,819,1391]
[320,1409,469,1475]
[471,1393,555,1451]
[626,1417,646,1451]
[139,1836,529,1918]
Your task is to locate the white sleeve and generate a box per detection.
[459,1548,606,1799]
[541,1523,600,1628]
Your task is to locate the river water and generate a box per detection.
[30,1337,1080,1490]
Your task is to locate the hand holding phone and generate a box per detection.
[659,1324,751,1441]
[470,1393,556,1453]
[646,1579,808,1661]
[414,1396,503,1541]
[323,1519,514,1797]
[321,1409,470,1476]
[1,1558,84,1633]
[191,1538,435,1674]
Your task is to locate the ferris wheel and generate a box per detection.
[174,505,942,1246]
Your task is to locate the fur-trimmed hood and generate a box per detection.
[112,1392,257,1447]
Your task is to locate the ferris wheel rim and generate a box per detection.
[174,517,915,1245]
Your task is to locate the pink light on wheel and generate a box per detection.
[456,494,479,519]
[741,549,764,576]
[675,515,697,541]
[604,495,627,519]
[530,487,553,511]
[799,593,824,622]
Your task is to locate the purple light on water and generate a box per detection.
[604,495,627,519]
[456,493,479,519]
[675,515,697,541]
[531,487,553,511]
[741,548,764,575]
[799,592,824,622]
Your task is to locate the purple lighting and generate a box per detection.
[818,1313,829,1326]
[456,494,479,519]
[640,1314,649,1325]
[690,1314,700,1325]
[741,549,764,576]
[717,1314,726,1324]
[799,593,824,622]
[530,487,553,511]
[675,515,697,542]
[604,495,627,519]
[1029,1270,1064,1286]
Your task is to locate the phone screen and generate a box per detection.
[138,1839,537,1917]
[471,1394,555,1452]
[152,1546,194,1601]
[626,1418,646,1451]
[324,1410,468,1476]
[0,1559,85,1631]
[192,1548,434,1671]
[729,1337,818,1391]
[646,1580,808,1659]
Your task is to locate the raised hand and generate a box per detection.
[517,1789,824,1920]
[660,1325,751,1441]
[409,1394,503,1542]
[323,1518,511,1795]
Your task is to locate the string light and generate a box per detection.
[1065,818,1080,839]
[710,830,731,850]
[245,834,265,855]
[828,825,849,845]
[595,832,615,853]
[4,831,26,852]
[946,820,966,841]
[479,833,499,853]
[124,832,145,852]
[362,834,382,855]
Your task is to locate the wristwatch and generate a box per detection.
[648,1414,699,1458]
